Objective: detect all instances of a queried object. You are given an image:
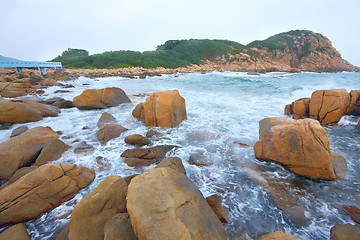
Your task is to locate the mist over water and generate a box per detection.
[0,71,359,239]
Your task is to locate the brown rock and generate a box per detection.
[346,90,360,115]
[35,138,70,166]
[97,112,117,128]
[0,91,27,98]
[341,205,360,224]
[68,176,127,240]
[0,100,43,124]
[0,223,30,240]
[293,98,310,119]
[330,224,360,240]
[123,174,138,185]
[52,100,75,109]
[73,87,131,110]
[0,126,59,179]
[10,126,28,138]
[309,89,350,125]
[156,157,186,175]
[358,120,360,129]
[96,124,128,145]
[103,213,136,240]
[234,141,250,147]
[55,225,69,240]
[0,163,95,226]
[254,117,347,180]
[124,134,151,146]
[0,166,38,190]
[284,104,293,115]
[23,101,61,117]
[260,231,302,240]
[205,194,229,223]
[132,90,187,127]
[74,141,95,156]
[127,168,227,240]
[124,158,157,167]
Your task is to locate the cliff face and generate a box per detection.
[205,30,359,72]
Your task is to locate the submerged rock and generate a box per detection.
[132,89,187,127]
[74,141,95,156]
[73,87,131,110]
[68,176,127,240]
[254,117,347,180]
[0,163,95,226]
[0,223,30,240]
[127,168,227,240]
[0,126,59,179]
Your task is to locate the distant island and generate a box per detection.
[52,30,359,72]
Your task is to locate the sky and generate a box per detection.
[1,0,359,66]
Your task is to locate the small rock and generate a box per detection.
[52,100,75,109]
[56,131,63,135]
[74,141,95,156]
[41,97,64,105]
[0,223,30,240]
[145,129,164,138]
[234,141,250,147]
[54,90,71,94]
[124,134,151,146]
[330,224,360,240]
[97,112,117,128]
[10,126,29,138]
[36,89,45,95]
[64,84,75,88]
[96,124,128,145]
[82,126,90,130]
[35,138,70,166]
[205,194,229,223]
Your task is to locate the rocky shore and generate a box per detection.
[0,69,359,239]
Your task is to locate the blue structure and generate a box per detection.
[0,61,62,75]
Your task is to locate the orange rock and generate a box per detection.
[341,205,360,224]
[309,89,350,125]
[254,117,347,180]
[0,100,43,123]
[0,163,95,226]
[132,90,187,127]
[346,90,360,115]
[0,223,30,240]
[259,231,302,240]
[293,98,310,119]
[205,194,229,223]
[73,87,131,110]
[0,126,59,179]
[284,104,293,115]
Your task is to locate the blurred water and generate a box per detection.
[0,71,359,239]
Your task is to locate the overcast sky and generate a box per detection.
[1,0,359,66]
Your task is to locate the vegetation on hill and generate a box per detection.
[51,30,336,69]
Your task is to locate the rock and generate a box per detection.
[0,100,43,123]
[123,174,138,185]
[309,89,350,125]
[341,205,360,223]
[254,117,348,180]
[74,141,95,156]
[73,87,131,110]
[156,157,186,175]
[132,90,187,127]
[121,145,178,167]
[234,141,250,147]
[284,104,293,115]
[0,166,38,190]
[0,126,59,179]
[188,153,218,166]
[103,213,136,240]
[0,163,95,226]
[124,134,151,146]
[41,97,64,105]
[205,194,229,223]
[96,124,128,145]
[0,223,30,240]
[330,224,360,240]
[35,138,70,166]
[145,129,164,138]
[127,168,227,240]
[97,112,117,128]
[96,156,111,171]
[54,90,71,93]
[259,231,302,240]
[68,176,127,240]
[55,225,69,240]
[346,90,360,115]
[10,126,28,138]
[0,91,27,98]
[293,97,310,119]
[23,101,61,117]
[52,100,75,109]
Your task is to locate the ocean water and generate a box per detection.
[0,71,359,239]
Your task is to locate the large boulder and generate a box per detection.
[0,126,59,179]
[132,90,187,127]
[96,124,128,145]
[330,224,360,240]
[0,163,95,226]
[103,213,136,240]
[34,138,70,166]
[293,97,310,119]
[0,223,30,240]
[254,117,347,180]
[68,176,127,240]
[0,100,43,123]
[309,89,350,125]
[259,231,302,240]
[73,87,131,110]
[126,168,227,240]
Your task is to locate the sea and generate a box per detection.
[0,71,359,239]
